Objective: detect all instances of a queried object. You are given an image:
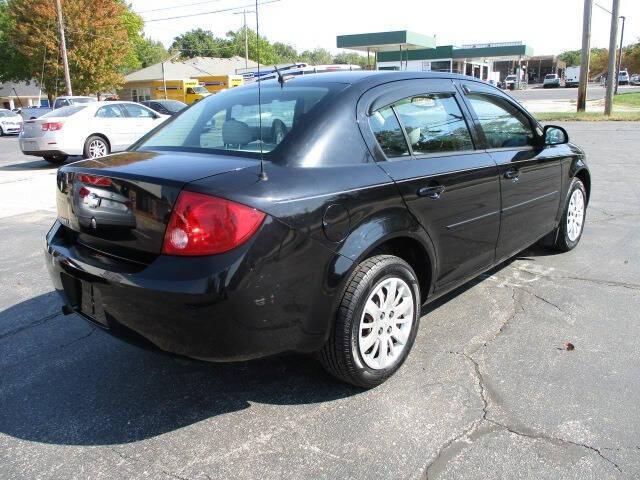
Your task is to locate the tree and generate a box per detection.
[621,41,640,74]
[171,28,227,58]
[5,0,136,98]
[332,52,368,68]
[299,48,333,66]
[224,27,279,65]
[272,42,298,63]
[0,0,30,82]
[558,50,580,67]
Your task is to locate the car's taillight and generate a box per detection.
[41,122,64,131]
[76,174,112,186]
[162,191,266,256]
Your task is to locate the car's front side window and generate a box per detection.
[369,106,410,158]
[465,93,535,149]
[393,94,474,155]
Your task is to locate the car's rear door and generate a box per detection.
[359,79,501,291]
[455,80,563,261]
[93,104,128,151]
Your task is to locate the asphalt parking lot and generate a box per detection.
[1,123,639,479]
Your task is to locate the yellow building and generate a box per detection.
[120,56,255,104]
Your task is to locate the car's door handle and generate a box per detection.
[504,169,520,181]
[417,185,446,199]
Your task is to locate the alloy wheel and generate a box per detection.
[89,139,107,158]
[566,188,585,242]
[358,277,414,370]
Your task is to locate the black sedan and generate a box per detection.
[140,99,187,116]
[46,72,590,387]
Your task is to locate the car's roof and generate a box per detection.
[249,70,497,94]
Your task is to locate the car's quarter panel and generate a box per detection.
[356,79,501,290]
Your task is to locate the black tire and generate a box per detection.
[83,135,110,159]
[0,126,4,136]
[318,255,421,388]
[42,155,68,164]
[545,178,587,252]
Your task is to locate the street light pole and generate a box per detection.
[615,15,626,94]
[234,10,255,68]
[577,0,592,112]
[55,0,72,96]
[604,0,620,116]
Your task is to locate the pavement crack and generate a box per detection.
[486,419,623,473]
[0,311,62,340]
[514,267,640,291]
[57,327,96,349]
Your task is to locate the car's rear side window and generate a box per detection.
[41,106,86,118]
[369,106,409,158]
[393,94,473,155]
[369,93,473,158]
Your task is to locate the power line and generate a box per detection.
[143,0,280,23]
[136,0,226,14]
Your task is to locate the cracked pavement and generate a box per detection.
[1,122,639,479]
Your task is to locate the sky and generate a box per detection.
[129,0,640,56]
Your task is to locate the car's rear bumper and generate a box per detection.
[45,219,346,361]
[20,136,73,156]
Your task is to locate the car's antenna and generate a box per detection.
[273,65,285,89]
[255,0,268,181]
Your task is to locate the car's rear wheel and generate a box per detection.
[83,135,109,159]
[0,126,4,136]
[42,155,68,164]
[318,255,420,388]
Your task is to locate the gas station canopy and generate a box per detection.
[336,30,436,53]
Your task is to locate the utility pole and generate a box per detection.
[615,15,626,94]
[234,9,254,68]
[604,0,620,115]
[55,0,72,96]
[577,0,592,112]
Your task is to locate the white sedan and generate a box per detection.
[19,101,169,163]
[0,109,23,135]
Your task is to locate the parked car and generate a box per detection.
[504,74,527,90]
[631,74,640,86]
[45,72,590,387]
[140,99,187,116]
[543,73,562,88]
[0,108,23,135]
[18,96,97,120]
[19,101,168,163]
[618,70,630,86]
[565,66,580,87]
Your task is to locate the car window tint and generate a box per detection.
[393,94,473,155]
[465,93,535,148]
[41,105,86,118]
[123,104,154,118]
[369,106,409,158]
[96,105,124,118]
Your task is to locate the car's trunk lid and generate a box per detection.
[56,150,256,262]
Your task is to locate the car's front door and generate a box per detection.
[360,79,501,291]
[93,104,128,151]
[456,80,563,261]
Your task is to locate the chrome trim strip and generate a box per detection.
[502,190,559,212]
[445,210,500,229]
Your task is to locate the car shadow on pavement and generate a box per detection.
[0,292,361,447]
[0,158,80,171]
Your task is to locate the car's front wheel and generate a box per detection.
[83,135,110,159]
[543,178,587,252]
[319,255,421,388]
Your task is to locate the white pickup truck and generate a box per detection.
[17,96,96,120]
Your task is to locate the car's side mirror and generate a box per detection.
[543,125,569,145]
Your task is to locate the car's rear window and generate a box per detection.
[136,84,340,156]
[41,106,86,118]
[545,74,557,79]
